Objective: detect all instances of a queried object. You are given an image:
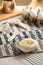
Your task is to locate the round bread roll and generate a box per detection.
[22,8,30,19]
[17,38,39,52]
[38,12,43,20]
[26,5,32,10]
[22,4,33,20]
[38,11,43,25]
[22,9,30,16]
[35,6,42,14]
[30,8,37,18]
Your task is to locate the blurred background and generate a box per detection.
[16,0,32,5]
[0,0,32,6]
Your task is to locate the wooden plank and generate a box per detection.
[0,9,21,22]
[16,0,31,5]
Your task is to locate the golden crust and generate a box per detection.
[0,6,3,13]
[2,2,11,13]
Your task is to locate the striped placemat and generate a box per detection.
[0,16,43,65]
[0,28,43,57]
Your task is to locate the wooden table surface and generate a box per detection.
[0,9,21,22]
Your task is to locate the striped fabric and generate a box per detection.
[0,28,43,57]
[0,15,43,65]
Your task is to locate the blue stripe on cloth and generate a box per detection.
[29,31,36,39]
[9,32,13,36]
[3,34,8,43]
[22,32,28,38]
[0,37,3,45]
[35,30,43,40]
[3,32,13,44]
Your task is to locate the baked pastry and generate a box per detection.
[38,11,43,25]
[22,4,34,20]
[29,8,37,19]
[35,6,42,14]
[17,38,39,52]
[22,8,30,19]
[0,6,3,13]
[2,0,15,13]
[3,1,11,13]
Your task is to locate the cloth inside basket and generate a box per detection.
[0,28,43,57]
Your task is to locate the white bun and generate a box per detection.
[22,8,30,19]
[28,5,32,9]
[38,12,43,20]
[30,8,37,18]
[22,5,36,19]
[17,38,39,52]
[22,8,30,15]
[35,6,42,13]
